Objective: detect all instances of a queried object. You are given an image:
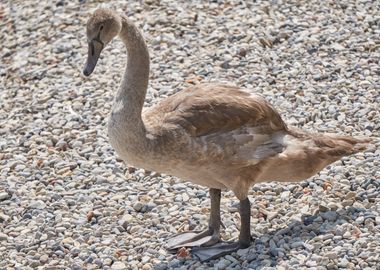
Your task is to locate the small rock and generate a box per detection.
[321,211,338,222]
[353,201,365,209]
[342,200,354,207]
[15,164,26,171]
[129,225,141,234]
[221,61,230,69]
[356,216,365,224]
[270,248,279,256]
[133,202,144,212]
[111,261,126,270]
[0,213,10,222]
[0,232,8,241]
[61,237,74,245]
[215,258,231,269]
[182,193,189,202]
[290,241,304,249]
[266,211,278,221]
[281,191,291,201]
[237,48,247,57]
[338,257,349,268]
[118,214,133,229]
[168,258,180,268]
[327,202,338,211]
[375,216,380,226]
[331,43,345,50]
[0,192,9,201]
[142,263,153,270]
[319,204,329,212]
[345,191,357,200]
[104,258,113,266]
[39,254,49,263]
[29,200,46,209]
[141,255,150,264]
[325,252,337,259]
[343,231,351,239]
[28,260,40,268]
[236,247,250,257]
[154,263,168,270]
[303,242,314,251]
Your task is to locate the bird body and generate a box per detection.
[83,8,369,261]
[108,82,368,200]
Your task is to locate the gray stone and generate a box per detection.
[338,257,349,268]
[0,213,10,222]
[215,258,231,269]
[321,211,338,222]
[111,262,126,270]
[29,200,46,209]
[168,259,181,268]
[39,254,49,263]
[0,192,9,201]
[118,214,133,229]
[0,233,8,241]
[319,204,330,212]
[133,202,144,212]
[154,263,168,270]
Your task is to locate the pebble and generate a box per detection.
[321,211,338,222]
[29,200,46,209]
[118,214,134,229]
[39,254,49,263]
[168,259,181,268]
[319,204,330,212]
[343,231,351,239]
[215,258,231,269]
[338,257,349,268]
[133,202,144,212]
[0,213,10,222]
[111,262,126,270]
[0,233,8,241]
[0,192,9,201]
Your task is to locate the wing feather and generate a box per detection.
[144,83,287,138]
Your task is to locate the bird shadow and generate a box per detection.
[153,205,376,269]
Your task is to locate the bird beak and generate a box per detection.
[83,40,103,76]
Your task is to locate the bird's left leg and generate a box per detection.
[166,188,222,249]
[191,197,251,261]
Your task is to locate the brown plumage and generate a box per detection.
[141,83,369,200]
[83,8,370,261]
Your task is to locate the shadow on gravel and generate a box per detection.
[154,205,376,269]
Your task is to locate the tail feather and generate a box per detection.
[255,129,370,183]
[313,134,371,157]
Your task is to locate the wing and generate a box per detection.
[142,83,288,167]
[144,83,287,137]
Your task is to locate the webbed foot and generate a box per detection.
[166,229,220,250]
[192,241,250,261]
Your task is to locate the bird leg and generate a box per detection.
[191,197,251,261]
[166,188,222,249]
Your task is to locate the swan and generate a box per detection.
[83,8,369,261]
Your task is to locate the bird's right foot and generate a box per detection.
[166,229,220,250]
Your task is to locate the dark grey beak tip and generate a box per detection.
[83,68,91,77]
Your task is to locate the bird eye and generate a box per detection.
[100,25,104,31]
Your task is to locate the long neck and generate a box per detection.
[113,16,150,128]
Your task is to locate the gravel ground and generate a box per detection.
[0,0,379,269]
